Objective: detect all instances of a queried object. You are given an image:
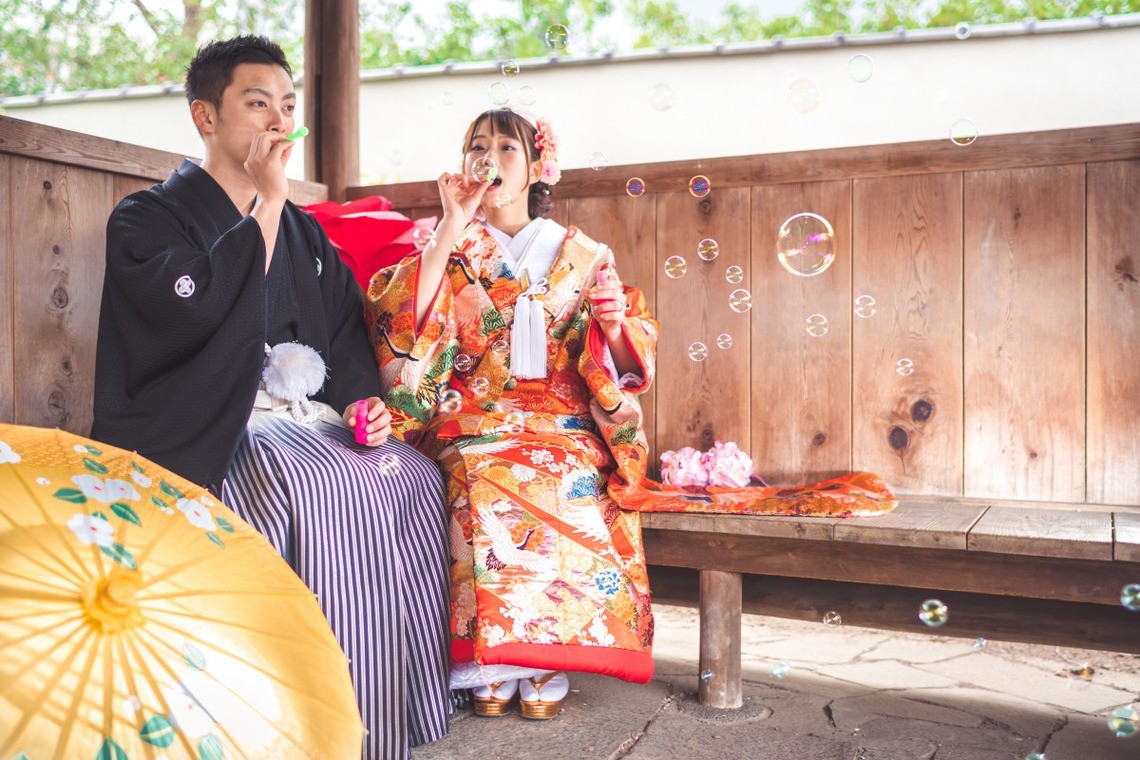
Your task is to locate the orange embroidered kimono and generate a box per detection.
[365,221,897,685]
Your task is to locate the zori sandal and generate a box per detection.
[519,671,569,720]
[473,679,518,716]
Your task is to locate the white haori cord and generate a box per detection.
[510,272,549,379]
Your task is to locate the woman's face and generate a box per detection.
[464,124,537,208]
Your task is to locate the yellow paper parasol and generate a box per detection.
[0,423,364,758]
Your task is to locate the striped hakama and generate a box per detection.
[222,411,450,759]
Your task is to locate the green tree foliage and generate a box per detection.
[0,0,1132,96]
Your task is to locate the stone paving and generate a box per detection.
[412,604,1140,760]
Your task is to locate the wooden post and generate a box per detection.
[698,569,742,709]
[304,0,359,201]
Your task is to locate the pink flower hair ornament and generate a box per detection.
[534,117,561,186]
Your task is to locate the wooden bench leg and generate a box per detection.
[698,569,742,708]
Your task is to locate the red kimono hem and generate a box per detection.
[451,640,654,684]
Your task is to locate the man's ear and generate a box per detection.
[190,100,218,135]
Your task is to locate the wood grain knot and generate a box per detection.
[61,359,73,375]
[811,432,826,447]
[1115,257,1137,285]
[1013,207,1022,222]
[888,426,909,450]
[699,199,713,214]
[42,180,53,191]
[51,287,69,309]
[47,390,66,419]
[1028,449,1039,460]
[52,245,61,255]
[911,399,933,422]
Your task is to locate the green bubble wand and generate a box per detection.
[285,126,309,141]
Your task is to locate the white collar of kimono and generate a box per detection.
[484,217,567,282]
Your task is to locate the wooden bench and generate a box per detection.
[642,496,1140,708]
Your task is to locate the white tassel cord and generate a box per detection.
[510,274,549,379]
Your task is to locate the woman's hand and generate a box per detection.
[342,396,392,448]
[586,268,627,341]
[435,172,490,236]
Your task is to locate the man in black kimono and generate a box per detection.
[92,36,449,759]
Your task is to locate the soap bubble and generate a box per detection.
[488,81,510,106]
[519,85,537,106]
[972,637,988,652]
[664,256,687,279]
[847,54,874,83]
[823,610,842,627]
[716,333,733,350]
[1119,583,1139,610]
[725,266,744,284]
[1025,753,1046,760]
[454,353,474,373]
[491,339,510,356]
[494,191,513,209]
[375,451,402,476]
[896,358,915,377]
[688,342,708,362]
[545,24,569,49]
[955,21,971,39]
[729,289,753,313]
[697,238,719,261]
[471,156,499,183]
[788,77,821,113]
[689,175,711,198]
[412,227,433,251]
[589,151,608,170]
[777,212,836,277]
[650,83,675,111]
[388,149,404,166]
[438,389,463,413]
[471,377,490,396]
[626,177,646,197]
[1107,705,1138,738]
[771,662,791,680]
[699,669,713,681]
[950,118,979,146]
[919,599,949,627]
[501,60,519,77]
[503,410,526,434]
[806,314,829,337]
[854,295,877,318]
[441,90,455,106]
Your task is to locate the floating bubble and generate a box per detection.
[388,149,405,166]
[1107,705,1139,738]
[954,21,971,39]
[699,669,713,682]
[471,377,490,396]
[847,54,874,83]
[777,212,836,277]
[688,342,708,362]
[454,353,474,373]
[412,227,433,251]
[1025,753,1046,760]
[501,60,520,77]
[919,599,949,627]
[471,156,499,183]
[806,313,829,337]
[972,637,988,652]
[1120,583,1140,611]
[823,610,842,627]
[689,175,711,198]
[589,151,608,170]
[896,358,915,377]
[491,339,510,356]
[725,266,744,285]
[375,451,402,476]
[729,289,753,313]
[716,333,733,350]
[854,295,877,318]
[488,81,510,106]
[650,83,675,111]
[441,90,455,106]
[697,238,719,261]
[545,24,569,49]
[494,191,513,209]
[664,256,687,279]
[950,118,979,146]
[503,410,526,434]
[438,390,463,413]
[771,662,791,680]
[626,177,646,197]
[788,77,821,114]
[519,85,537,106]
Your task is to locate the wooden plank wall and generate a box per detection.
[355,123,1140,506]
[0,115,328,436]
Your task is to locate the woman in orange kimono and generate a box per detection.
[365,109,657,719]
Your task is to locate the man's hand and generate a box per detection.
[244,131,292,206]
[343,397,392,448]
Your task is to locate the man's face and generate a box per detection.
[200,62,296,164]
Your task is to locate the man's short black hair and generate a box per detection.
[184,36,292,107]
